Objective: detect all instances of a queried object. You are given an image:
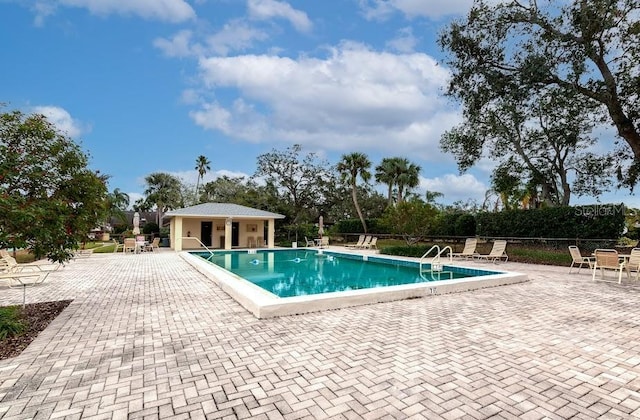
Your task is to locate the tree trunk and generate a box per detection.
[352,184,367,233]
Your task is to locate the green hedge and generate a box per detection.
[379,245,433,257]
[476,204,625,239]
[334,219,390,234]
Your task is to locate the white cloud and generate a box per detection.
[205,19,269,55]
[154,21,268,58]
[359,0,476,20]
[32,105,89,138]
[247,0,312,32]
[419,173,487,203]
[191,42,459,160]
[153,30,197,58]
[386,27,418,53]
[37,0,196,23]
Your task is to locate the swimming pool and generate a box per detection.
[196,250,495,297]
[182,249,528,318]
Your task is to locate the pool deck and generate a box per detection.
[1,248,640,419]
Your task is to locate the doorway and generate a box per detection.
[200,222,212,247]
[232,222,239,247]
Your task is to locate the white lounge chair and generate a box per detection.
[592,249,626,283]
[345,235,366,249]
[568,246,594,273]
[451,238,478,259]
[476,240,508,263]
[362,237,377,250]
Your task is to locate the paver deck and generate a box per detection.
[1,250,640,419]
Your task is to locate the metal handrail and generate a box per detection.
[181,237,215,260]
[419,245,453,281]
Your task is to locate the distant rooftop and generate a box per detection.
[164,203,286,219]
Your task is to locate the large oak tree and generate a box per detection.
[439,0,640,188]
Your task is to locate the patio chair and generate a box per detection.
[112,239,125,253]
[568,246,595,274]
[345,235,366,249]
[257,236,264,247]
[592,249,626,283]
[123,238,136,253]
[145,237,160,252]
[319,236,329,248]
[476,240,508,263]
[451,238,478,259]
[305,237,316,247]
[358,236,373,249]
[247,236,256,248]
[624,248,640,281]
[362,237,377,250]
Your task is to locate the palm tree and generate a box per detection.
[336,152,372,233]
[194,155,211,204]
[395,159,421,204]
[144,172,183,227]
[375,157,398,207]
[106,188,130,227]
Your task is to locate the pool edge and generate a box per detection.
[181,251,529,318]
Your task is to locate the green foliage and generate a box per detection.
[381,201,439,245]
[337,152,372,233]
[476,204,625,239]
[142,222,159,235]
[0,306,26,340]
[379,245,431,258]
[334,219,389,234]
[433,212,476,236]
[254,144,335,224]
[439,0,640,188]
[0,109,109,263]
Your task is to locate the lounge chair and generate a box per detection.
[476,240,508,263]
[451,238,478,259]
[624,248,640,281]
[1,255,60,272]
[304,237,316,247]
[0,270,49,288]
[592,249,626,283]
[568,246,595,273]
[362,237,377,250]
[345,235,366,249]
[357,236,373,249]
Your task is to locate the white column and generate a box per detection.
[268,219,275,249]
[224,218,232,250]
[174,217,183,251]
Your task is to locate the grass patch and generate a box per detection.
[0,306,26,340]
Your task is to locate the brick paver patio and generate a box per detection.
[1,250,640,419]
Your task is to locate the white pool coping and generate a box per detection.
[181,250,529,318]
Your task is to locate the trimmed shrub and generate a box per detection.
[476,204,625,239]
[334,219,389,234]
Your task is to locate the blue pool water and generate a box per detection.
[194,250,499,298]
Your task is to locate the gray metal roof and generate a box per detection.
[164,203,286,219]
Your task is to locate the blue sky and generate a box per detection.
[1,0,636,208]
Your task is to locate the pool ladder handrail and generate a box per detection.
[181,236,215,260]
[419,245,453,281]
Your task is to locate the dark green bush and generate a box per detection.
[476,204,625,239]
[143,222,159,234]
[334,219,389,234]
[379,245,432,257]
